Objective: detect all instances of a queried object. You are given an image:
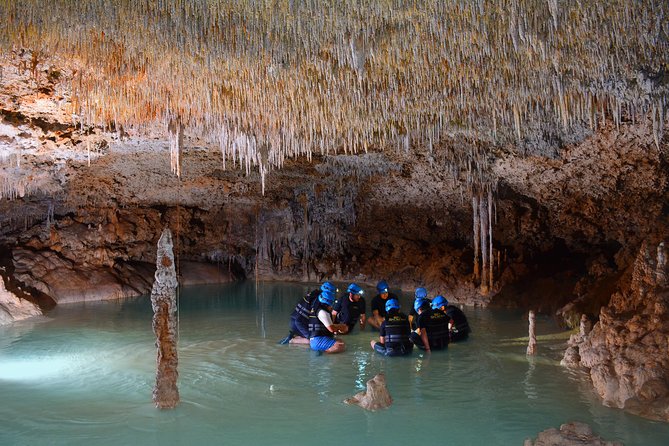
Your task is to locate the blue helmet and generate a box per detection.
[376,280,389,294]
[415,287,428,299]
[318,290,336,306]
[385,298,400,312]
[432,295,448,309]
[347,283,363,295]
[414,297,429,312]
[320,281,337,294]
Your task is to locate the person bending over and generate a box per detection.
[308,289,348,354]
[370,298,413,356]
[279,281,337,345]
[410,296,449,352]
[432,295,471,342]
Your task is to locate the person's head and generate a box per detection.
[432,295,448,310]
[385,298,400,314]
[318,290,336,308]
[376,280,389,299]
[320,281,337,295]
[347,283,363,301]
[414,297,430,313]
[415,287,428,300]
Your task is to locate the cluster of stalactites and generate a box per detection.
[471,183,496,295]
[0,0,666,183]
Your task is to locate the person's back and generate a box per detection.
[424,308,450,350]
[381,309,413,355]
[445,304,470,341]
[370,299,412,356]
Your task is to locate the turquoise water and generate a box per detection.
[1,282,668,446]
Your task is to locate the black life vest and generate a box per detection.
[426,309,450,349]
[445,305,470,340]
[308,301,333,339]
[383,311,411,349]
[292,289,319,321]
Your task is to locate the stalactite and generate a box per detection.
[488,187,494,290]
[168,117,184,178]
[479,190,489,294]
[472,193,480,283]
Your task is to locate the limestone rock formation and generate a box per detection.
[344,373,393,411]
[524,422,623,446]
[151,228,180,409]
[563,240,669,422]
[0,274,41,325]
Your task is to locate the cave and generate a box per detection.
[1,1,668,445]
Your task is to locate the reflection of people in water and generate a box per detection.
[370,298,413,356]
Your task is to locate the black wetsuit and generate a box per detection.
[445,305,470,341]
[333,295,366,332]
[411,308,450,351]
[289,289,319,338]
[374,310,413,356]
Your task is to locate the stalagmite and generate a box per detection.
[151,228,180,409]
[527,310,537,355]
[344,373,393,411]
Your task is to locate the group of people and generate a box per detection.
[278,280,470,356]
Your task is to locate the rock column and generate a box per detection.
[151,228,180,409]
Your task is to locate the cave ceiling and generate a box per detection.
[0,0,666,186]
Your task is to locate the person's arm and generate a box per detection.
[359,313,366,330]
[318,309,348,334]
[420,328,431,353]
[378,335,384,345]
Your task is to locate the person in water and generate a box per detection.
[332,283,366,333]
[368,280,399,330]
[432,295,471,342]
[410,296,449,352]
[279,281,337,345]
[408,287,428,330]
[370,298,413,356]
[308,288,348,353]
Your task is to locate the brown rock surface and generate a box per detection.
[524,422,623,446]
[564,240,669,421]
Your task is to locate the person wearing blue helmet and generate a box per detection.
[410,294,449,352]
[332,283,367,333]
[370,298,413,356]
[368,280,400,330]
[308,288,349,353]
[408,287,429,330]
[432,295,471,342]
[279,281,337,345]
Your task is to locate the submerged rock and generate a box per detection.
[524,422,623,446]
[344,373,392,411]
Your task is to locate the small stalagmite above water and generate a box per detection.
[344,373,392,411]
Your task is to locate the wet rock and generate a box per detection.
[563,240,669,421]
[524,421,623,446]
[151,228,180,409]
[344,373,392,411]
[0,275,41,324]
